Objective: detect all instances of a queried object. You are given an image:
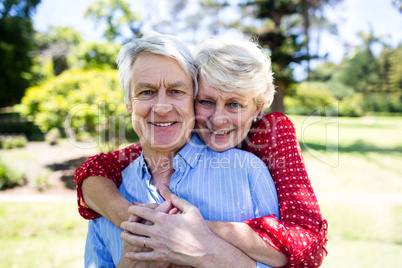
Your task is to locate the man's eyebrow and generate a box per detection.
[167,81,188,88]
[136,82,156,89]
[135,81,189,89]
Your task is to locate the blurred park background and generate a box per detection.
[0,0,401,267]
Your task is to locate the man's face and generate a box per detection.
[130,54,194,154]
[195,79,261,152]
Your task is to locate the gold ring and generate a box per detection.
[143,237,147,248]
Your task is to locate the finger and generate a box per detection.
[154,200,172,213]
[143,201,172,225]
[168,207,179,215]
[128,201,170,223]
[128,214,142,223]
[170,194,195,213]
[132,202,144,206]
[121,221,151,237]
[128,205,159,224]
[143,203,160,210]
[125,250,166,262]
[121,231,149,248]
[159,184,174,200]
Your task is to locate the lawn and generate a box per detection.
[0,115,401,267]
[289,115,402,267]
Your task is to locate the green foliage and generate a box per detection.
[16,69,135,151]
[0,135,28,149]
[0,0,41,107]
[338,93,364,117]
[68,41,121,70]
[45,127,61,145]
[306,40,402,116]
[36,25,83,46]
[243,0,342,112]
[338,49,381,93]
[0,159,25,190]
[85,0,141,41]
[284,81,338,115]
[32,26,84,82]
[0,112,43,140]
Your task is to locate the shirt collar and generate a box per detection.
[175,133,206,169]
[136,133,206,176]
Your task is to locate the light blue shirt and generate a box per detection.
[85,134,279,268]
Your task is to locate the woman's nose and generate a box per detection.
[210,108,229,127]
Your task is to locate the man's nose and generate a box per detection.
[153,93,173,116]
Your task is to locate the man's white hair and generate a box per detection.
[116,32,198,105]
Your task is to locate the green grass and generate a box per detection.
[287,115,402,267]
[1,116,401,267]
[0,202,87,268]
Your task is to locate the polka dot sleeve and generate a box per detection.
[73,142,142,219]
[244,112,328,267]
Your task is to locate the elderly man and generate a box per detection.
[84,32,280,268]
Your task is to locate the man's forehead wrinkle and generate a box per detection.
[134,78,189,90]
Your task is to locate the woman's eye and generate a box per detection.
[200,100,213,106]
[227,102,242,109]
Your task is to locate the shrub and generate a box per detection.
[16,69,135,151]
[284,81,338,116]
[0,160,25,190]
[0,135,28,149]
[45,127,61,145]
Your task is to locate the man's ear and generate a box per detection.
[126,103,132,114]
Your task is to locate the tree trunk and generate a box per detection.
[271,80,285,113]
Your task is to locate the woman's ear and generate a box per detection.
[126,103,132,114]
[254,104,265,117]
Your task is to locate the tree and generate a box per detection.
[241,0,342,113]
[68,41,121,70]
[0,0,41,107]
[85,0,141,42]
[33,26,83,81]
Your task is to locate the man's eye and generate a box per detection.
[171,89,182,95]
[141,90,153,95]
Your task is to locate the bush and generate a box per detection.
[0,160,25,190]
[0,135,28,149]
[284,81,338,116]
[45,127,61,145]
[16,69,132,151]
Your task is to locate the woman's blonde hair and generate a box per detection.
[194,35,275,109]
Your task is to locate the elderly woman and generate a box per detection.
[76,34,328,267]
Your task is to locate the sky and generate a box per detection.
[32,0,402,77]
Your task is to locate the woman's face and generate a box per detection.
[195,79,262,152]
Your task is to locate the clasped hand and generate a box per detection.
[120,186,217,268]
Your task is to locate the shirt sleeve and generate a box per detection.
[85,220,115,268]
[244,112,328,267]
[74,143,142,220]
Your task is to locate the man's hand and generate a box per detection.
[120,195,218,267]
[117,201,174,268]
